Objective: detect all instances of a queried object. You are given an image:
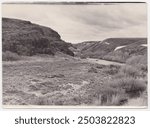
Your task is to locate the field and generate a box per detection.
[3,55,147,106]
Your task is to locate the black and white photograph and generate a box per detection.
[2,2,147,107]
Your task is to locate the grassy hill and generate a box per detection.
[74,38,147,62]
[2,18,74,58]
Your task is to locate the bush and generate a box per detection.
[2,51,21,61]
[104,78,146,98]
[119,65,140,78]
[88,67,98,73]
[80,55,87,59]
[103,64,120,75]
[92,84,127,105]
[124,79,146,97]
[126,55,147,72]
[95,64,106,69]
[126,55,147,65]
[92,76,146,105]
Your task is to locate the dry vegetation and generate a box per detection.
[94,55,147,106]
[3,54,147,106]
[2,55,108,105]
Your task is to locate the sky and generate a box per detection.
[2,3,147,43]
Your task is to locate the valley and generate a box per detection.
[2,18,147,107]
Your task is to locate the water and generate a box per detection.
[86,58,124,66]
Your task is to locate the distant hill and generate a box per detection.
[74,41,101,51]
[74,38,147,62]
[2,18,74,56]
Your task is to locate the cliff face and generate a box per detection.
[2,18,74,56]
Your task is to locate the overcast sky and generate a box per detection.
[2,3,147,43]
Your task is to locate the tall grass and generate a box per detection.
[104,78,146,97]
[92,54,147,106]
[126,55,147,72]
[126,55,147,66]
[118,65,141,78]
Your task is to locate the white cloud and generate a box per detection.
[2,3,147,43]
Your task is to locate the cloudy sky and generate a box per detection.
[2,3,147,43]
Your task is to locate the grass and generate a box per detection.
[96,54,147,106]
[3,56,107,105]
[119,65,141,78]
[91,76,146,106]
[3,55,147,106]
[126,55,147,72]
[104,78,146,97]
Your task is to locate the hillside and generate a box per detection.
[2,18,74,56]
[74,38,147,62]
[74,41,101,51]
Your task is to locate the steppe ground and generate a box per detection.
[3,55,147,106]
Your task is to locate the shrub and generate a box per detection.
[2,51,21,61]
[126,55,147,72]
[119,65,140,78]
[88,67,98,73]
[104,78,146,98]
[95,64,106,69]
[100,94,128,106]
[103,64,120,75]
[90,82,123,105]
[80,55,87,59]
[126,55,147,65]
[92,84,127,106]
[124,79,146,97]
[110,94,128,105]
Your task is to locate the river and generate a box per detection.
[85,58,124,66]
